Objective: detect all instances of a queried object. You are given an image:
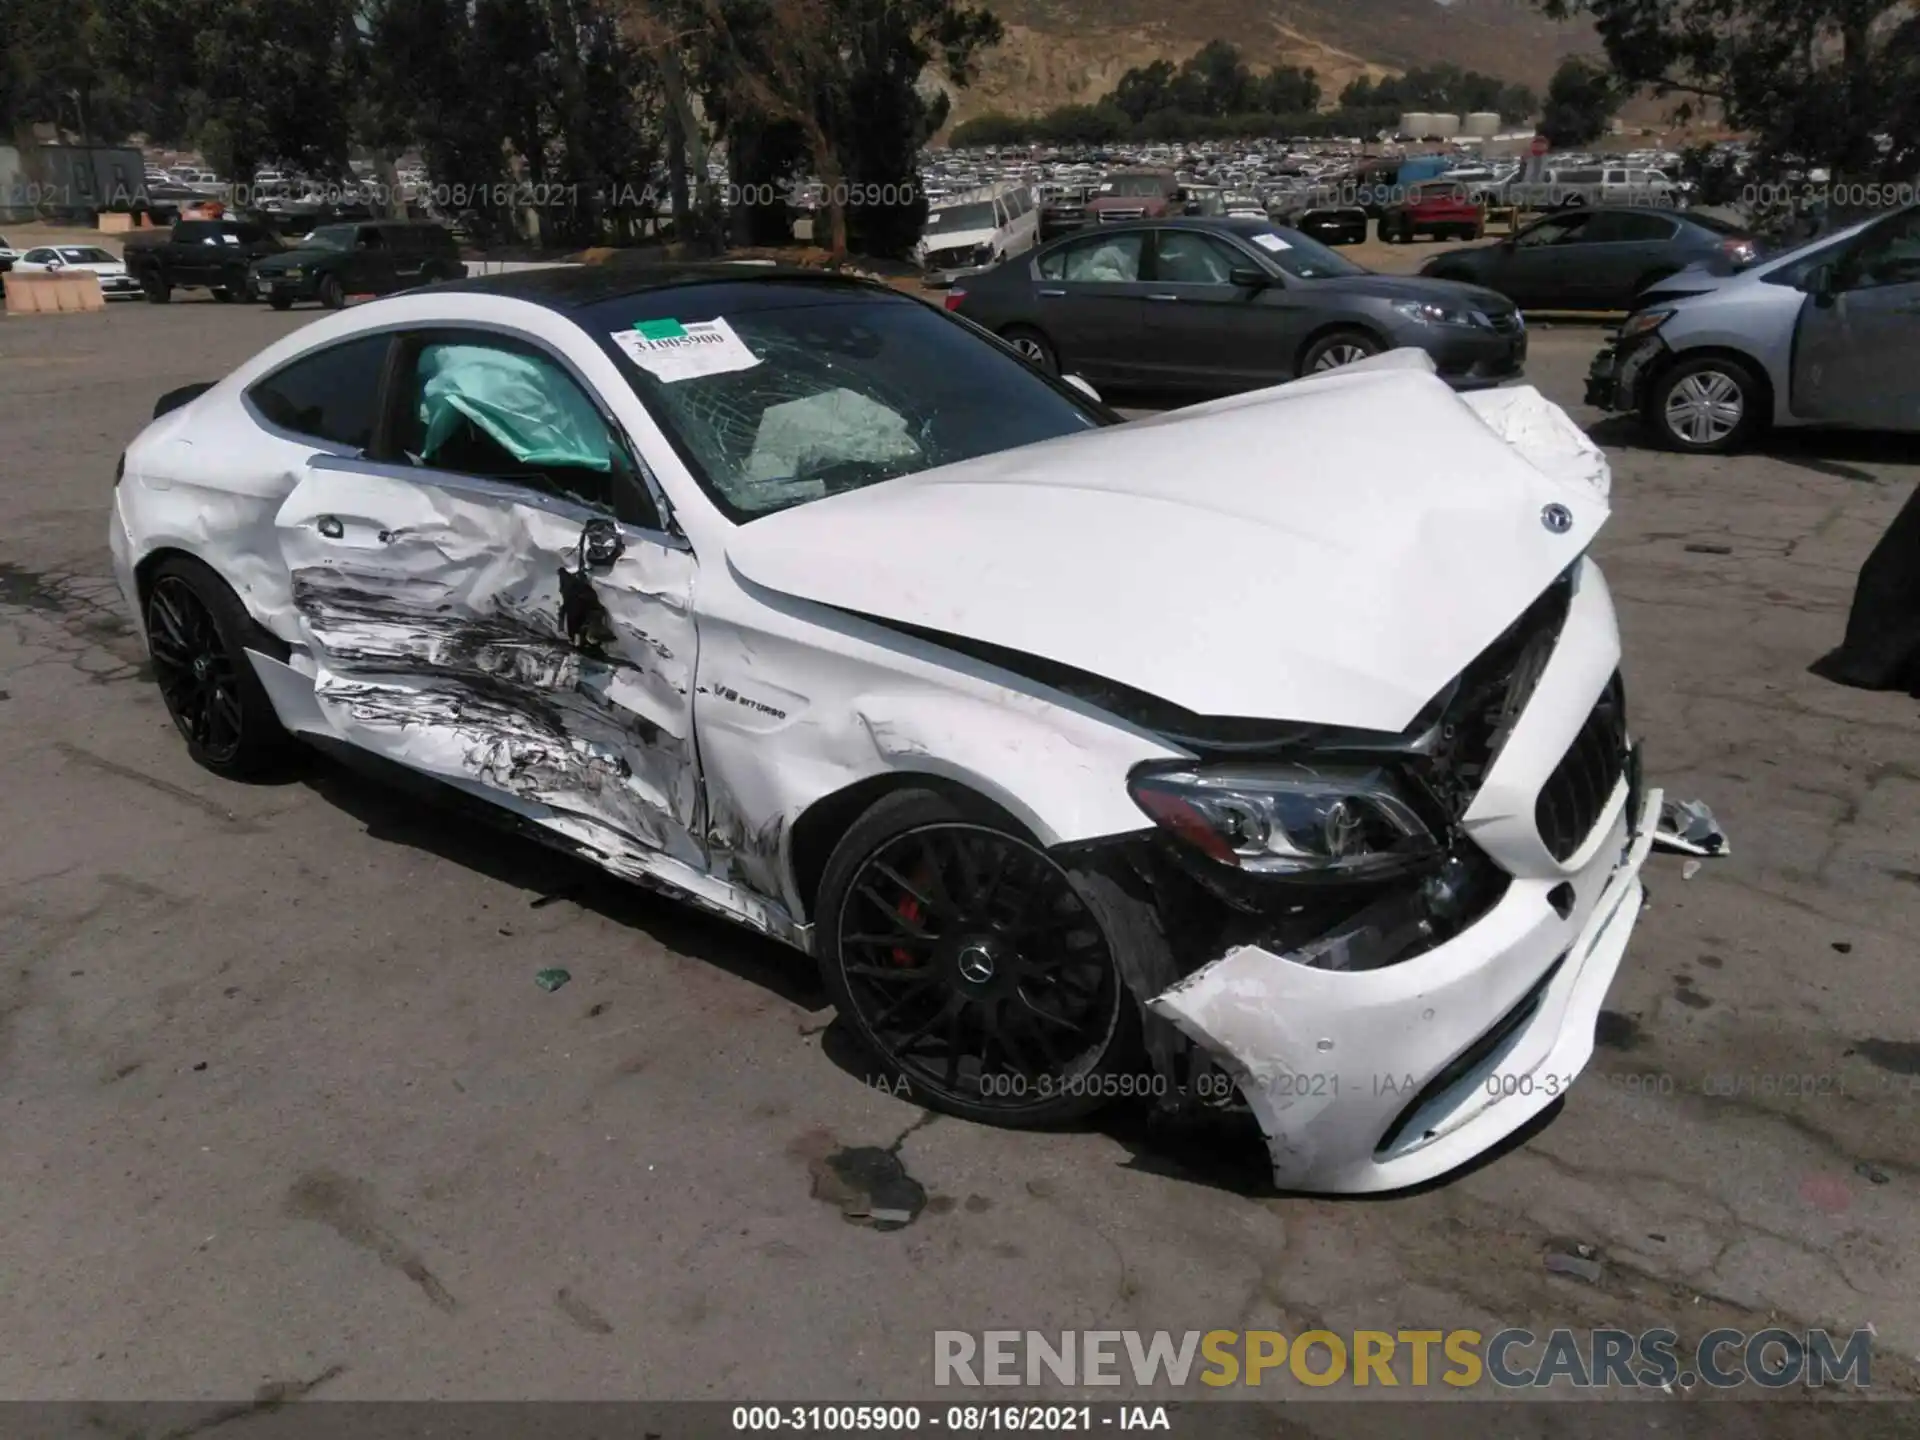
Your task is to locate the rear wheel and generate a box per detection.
[1301,327,1383,375]
[143,556,293,780]
[268,293,293,311]
[211,286,234,303]
[1645,353,1765,454]
[318,273,346,309]
[1000,324,1058,375]
[817,788,1143,1127]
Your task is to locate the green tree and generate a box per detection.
[1538,54,1620,146]
[1535,0,1920,180]
[1112,59,1176,123]
[1257,65,1320,113]
[1035,103,1127,145]
[1179,39,1256,116]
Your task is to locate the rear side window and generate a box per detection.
[247,335,391,450]
[1038,231,1145,282]
[1586,212,1678,242]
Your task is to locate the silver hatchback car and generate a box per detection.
[1587,204,1920,452]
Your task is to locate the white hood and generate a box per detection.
[725,365,1609,732]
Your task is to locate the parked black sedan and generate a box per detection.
[1418,206,1761,311]
[949,216,1526,396]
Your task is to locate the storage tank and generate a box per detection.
[1429,113,1462,139]
[1400,112,1433,139]
[1463,112,1500,138]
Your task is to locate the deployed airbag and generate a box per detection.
[416,343,613,471]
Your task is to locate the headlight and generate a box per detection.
[1619,307,1674,340]
[1392,298,1477,328]
[1128,765,1438,879]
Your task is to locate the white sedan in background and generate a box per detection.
[13,245,142,298]
[108,264,1658,1194]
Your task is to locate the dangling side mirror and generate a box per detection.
[1799,262,1836,300]
[580,516,625,568]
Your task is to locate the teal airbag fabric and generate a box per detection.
[417,344,612,470]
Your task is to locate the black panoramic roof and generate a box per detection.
[431,261,896,313]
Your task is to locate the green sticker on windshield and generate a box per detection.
[634,318,688,340]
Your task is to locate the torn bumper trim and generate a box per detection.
[1148,785,1661,1195]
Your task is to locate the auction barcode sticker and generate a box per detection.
[613,317,763,383]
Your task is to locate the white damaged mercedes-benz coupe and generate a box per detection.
[110,265,1659,1193]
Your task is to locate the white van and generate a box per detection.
[915,183,1040,284]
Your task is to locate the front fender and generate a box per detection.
[845,689,1167,849]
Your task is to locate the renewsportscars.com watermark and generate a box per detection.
[934,1328,1874,1390]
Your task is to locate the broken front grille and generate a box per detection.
[1417,571,1573,820]
[1536,672,1628,861]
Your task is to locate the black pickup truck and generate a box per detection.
[121,218,283,302]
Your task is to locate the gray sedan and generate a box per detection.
[1586,205,1920,451]
[949,217,1527,396]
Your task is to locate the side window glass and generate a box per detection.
[1038,244,1067,280]
[396,336,625,514]
[1061,232,1144,282]
[1844,213,1920,290]
[1154,231,1239,284]
[247,335,390,450]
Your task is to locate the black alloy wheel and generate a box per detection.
[148,574,245,764]
[820,794,1138,1127]
[142,557,292,779]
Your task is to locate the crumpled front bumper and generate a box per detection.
[1585,335,1668,413]
[1147,560,1656,1194]
[1151,787,1655,1194]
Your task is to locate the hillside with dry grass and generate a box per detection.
[945,0,1602,123]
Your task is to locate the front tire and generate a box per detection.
[144,556,293,780]
[211,286,234,303]
[816,788,1143,1127]
[268,292,293,311]
[1645,354,1765,454]
[1301,327,1383,375]
[143,278,171,303]
[1000,324,1058,375]
[318,274,346,310]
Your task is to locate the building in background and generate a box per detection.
[2,143,150,224]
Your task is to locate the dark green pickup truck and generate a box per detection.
[248,220,467,309]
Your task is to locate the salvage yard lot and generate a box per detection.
[3,300,1919,1421]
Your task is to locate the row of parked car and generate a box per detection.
[942,202,1920,454]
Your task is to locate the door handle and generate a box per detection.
[1038,287,1066,297]
[1148,294,1179,302]
[315,515,344,539]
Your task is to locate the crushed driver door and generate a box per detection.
[274,455,704,876]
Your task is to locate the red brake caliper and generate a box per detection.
[893,868,931,966]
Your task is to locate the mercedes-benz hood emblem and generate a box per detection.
[1541,503,1575,534]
